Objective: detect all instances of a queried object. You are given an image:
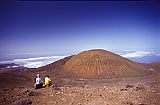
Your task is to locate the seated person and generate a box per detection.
[44,75,52,87]
[35,74,43,89]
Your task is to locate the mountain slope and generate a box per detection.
[63,49,150,78]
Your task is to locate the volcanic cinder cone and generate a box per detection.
[63,49,150,78]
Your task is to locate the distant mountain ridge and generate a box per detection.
[0,63,27,73]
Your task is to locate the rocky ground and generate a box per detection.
[0,69,160,105]
[29,81,160,105]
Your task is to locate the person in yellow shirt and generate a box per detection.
[44,75,52,87]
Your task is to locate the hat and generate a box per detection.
[37,74,40,77]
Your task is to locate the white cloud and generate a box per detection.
[7,52,50,56]
[119,51,159,58]
[14,56,66,62]
[156,53,160,56]
[0,56,67,68]
[20,61,46,68]
[0,61,14,64]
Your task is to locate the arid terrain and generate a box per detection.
[0,49,160,105]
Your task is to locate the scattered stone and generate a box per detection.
[103,86,107,88]
[85,100,102,105]
[125,85,134,88]
[52,83,61,88]
[11,98,32,105]
[135,84,145,91]
[120,88,128,91]
[55,91,61,95]
[22,89,40,96]
[27,91,40,96]
[72,90,77,93]
[149,69,154,71]
[53,87,61,90]
[122,101,134,105]
[3,97,7,101]
[120,84,135,91]
[139,103,146,105]
[85,85,89,89]
[69,102,73,105]
[2,88,10,91]
[22,89,30,95]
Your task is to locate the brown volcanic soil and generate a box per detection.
[64,49,150,78]
[1,68,160,105]
[147,62,160,70]
[0,72,32,105]
[0,49,160,105]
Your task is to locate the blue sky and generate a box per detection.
[0,1,160,61]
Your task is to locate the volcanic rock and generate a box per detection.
[11,98,32,105]
[22,89,40,96]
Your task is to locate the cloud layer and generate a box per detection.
[119,51,159,58]
[0,56,66,68]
